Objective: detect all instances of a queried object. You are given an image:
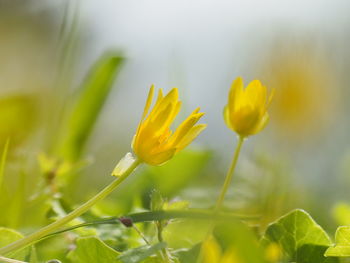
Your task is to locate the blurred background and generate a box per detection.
[2,0,350,260]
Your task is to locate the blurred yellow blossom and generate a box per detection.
[223,77,274,138]
[264,243,282,262]
[260,42,338,141]
[132,85,206,166]
[202,237,243,263]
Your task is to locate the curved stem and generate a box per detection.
[0,158,141,256]
[0,256,26,263]
[215,136,244,210]
[196,136,245,263]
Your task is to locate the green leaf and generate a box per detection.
[117,242,167,263]
[150,189,164,212]
[67,236,120,263]
[214,221,266,263]
[163,219,211,249]
[58,52,124,161]
[146,150,211,196]
[175,244,200,263]
[261,209,337,263]
[325,226,350,257]
[0,95,37,148]
[0,227,30,260]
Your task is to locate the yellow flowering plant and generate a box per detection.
[132,85,206,166]
[0,84,206,257]
[197,77,274,263]
[215,77,274,210]
[224,77,274,138]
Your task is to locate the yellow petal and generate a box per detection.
[176,124,207,152]
[250,112,269,135]
[141,85,155,120]
[148,148,176,166]
[135,85,154,140]
[229,77,244,110]
[151,88,178,119]
[223,105,233,130]
[151,103,174,130]
[230,105,262,136]
[156,88,164,104]
[170,112,205,146]
[245,80,266,107]
[267,87,275,108]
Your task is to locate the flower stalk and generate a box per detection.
[215,136,244,210]
[0,256,26,263]
[196,136,245,263]
[0,158,141,256]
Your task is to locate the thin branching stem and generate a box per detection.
[0,158,141,256]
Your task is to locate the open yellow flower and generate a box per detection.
[132,85,206,166]
[224,77,274,138]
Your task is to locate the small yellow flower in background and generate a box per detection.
[264,243,282,262]
[132,85,206,166]
[224,77,274,138]
[202,237,243,263]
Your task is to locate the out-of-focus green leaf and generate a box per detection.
[0,138,9,193]
[175,244,200,263]
[150,189,164,212]
[117,242,166,263]
[146,150,211,196]
[333,203,350,226]
[214,221,266,263]
[261,209,337,263]
[67,236,120,263]
[325,226,350,257]
[0,95,37,148]
[163,219,210,249]
[58,52,124,161]
[7,170,25,228]
[0,227,30,260]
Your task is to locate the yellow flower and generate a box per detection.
[132,85,206,166]
[224,77,274,138]
[264,243,282,262]
[203,237,243,263]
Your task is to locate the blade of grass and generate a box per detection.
[0,256,26,263]
[7,170,26,228]
[57,52,124,162]
[0,138,10,193]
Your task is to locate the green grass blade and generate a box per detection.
[0,138,10,192]
[58,52,124,161]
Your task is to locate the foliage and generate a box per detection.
[0,8,350,263]
[261,209,337,263]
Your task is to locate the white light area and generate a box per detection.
[78,0,350,156]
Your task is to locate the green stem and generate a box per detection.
[38,210,255,242]
[196,136,245,263]
[215,136,244,210]
[0,158,141,256]
[156,222,171,263]
[0,256,26,263]
[132,225,151,245]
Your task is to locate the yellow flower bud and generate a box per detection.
[224,77,274,137]
[132,85,206,166]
